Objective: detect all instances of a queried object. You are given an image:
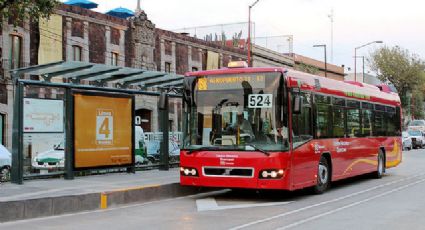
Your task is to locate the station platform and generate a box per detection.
[0,168,202,222]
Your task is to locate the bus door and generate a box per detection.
[290,91,316,187]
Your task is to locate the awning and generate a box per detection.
[11,61,183,90]
[65,0,98,9]
[106,7,135,19]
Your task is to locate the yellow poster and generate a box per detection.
[74,94,133,169]
[38,14,63,65]
[207,51,219,70]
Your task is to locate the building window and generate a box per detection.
[165,62,171,73]
[10,35,22,69]
[0,114,4,145]
[192,67,198,72]
[111,52,119,66]
[72,45,82,61]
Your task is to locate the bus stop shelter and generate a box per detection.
[10,61,184,184]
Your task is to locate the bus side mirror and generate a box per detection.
[293,95,303,114]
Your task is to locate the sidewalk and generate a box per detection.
[0,168,202,222]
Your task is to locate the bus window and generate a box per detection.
[362,109,373,137]
[386,109,397,136]
[373,111,386,136]
[347,108,360,137]
[292,92,312,147]
[332,107,345,138]
[316,104,332,138]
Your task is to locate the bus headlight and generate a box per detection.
[259,169,284,179]
[180,167,198,177]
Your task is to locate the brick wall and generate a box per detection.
[62,16,67,61]
[222,55,231,67]
[72,18,84,38]
[29,20,39,66]
[191,47,199,61]
[154,35,161,70]
[0,84,6,104]
[125,28,134,68]
[110,27,120,45]
[88,23,106,64]
[175,43,188,75]
[164,40,172,55]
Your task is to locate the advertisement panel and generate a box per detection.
[74,93,133,169]
[23,98,64,133]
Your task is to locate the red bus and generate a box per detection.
[180,61,402,193]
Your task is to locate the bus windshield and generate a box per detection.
[183,72,289,152]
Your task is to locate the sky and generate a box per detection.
[61,0,425,74]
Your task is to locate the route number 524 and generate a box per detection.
[248,94,273,108]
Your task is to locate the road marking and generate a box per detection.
[229,172,425,230]
[196,198,292,212]
[275,177,425,230]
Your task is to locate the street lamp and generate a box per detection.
[354,56,365,82]
[354,40,383,81]
[248,0,260,67]
[313,44,327,78]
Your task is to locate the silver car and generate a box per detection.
[407,130,425,149]
[408,120,425,132]
[402,131,413,151]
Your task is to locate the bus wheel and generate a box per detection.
[374,150,385,179]
[313,157,330,194]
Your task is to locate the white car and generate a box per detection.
[0,144,12,181]
[408,120,425,132]
[402,131,413,151]
[407,130,425,149]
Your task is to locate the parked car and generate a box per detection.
[402,131,413,151]
[408,120,425,132]
[0,144,11,181]
[407,130,425,149]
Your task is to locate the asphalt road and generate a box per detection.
[3,148,425,230]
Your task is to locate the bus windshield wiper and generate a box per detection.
[245,144,270,156]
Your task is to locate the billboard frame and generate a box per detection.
[71,90,135,171]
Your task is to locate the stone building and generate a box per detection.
[0,3,250,148]
[0,2,345,149]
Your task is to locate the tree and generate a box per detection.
[368,46,425,110]
[0,0,58,25]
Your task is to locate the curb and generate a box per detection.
[0,183,201,223]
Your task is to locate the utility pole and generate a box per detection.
[248,0,260,67]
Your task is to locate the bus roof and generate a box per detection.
[186,67,400,107]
